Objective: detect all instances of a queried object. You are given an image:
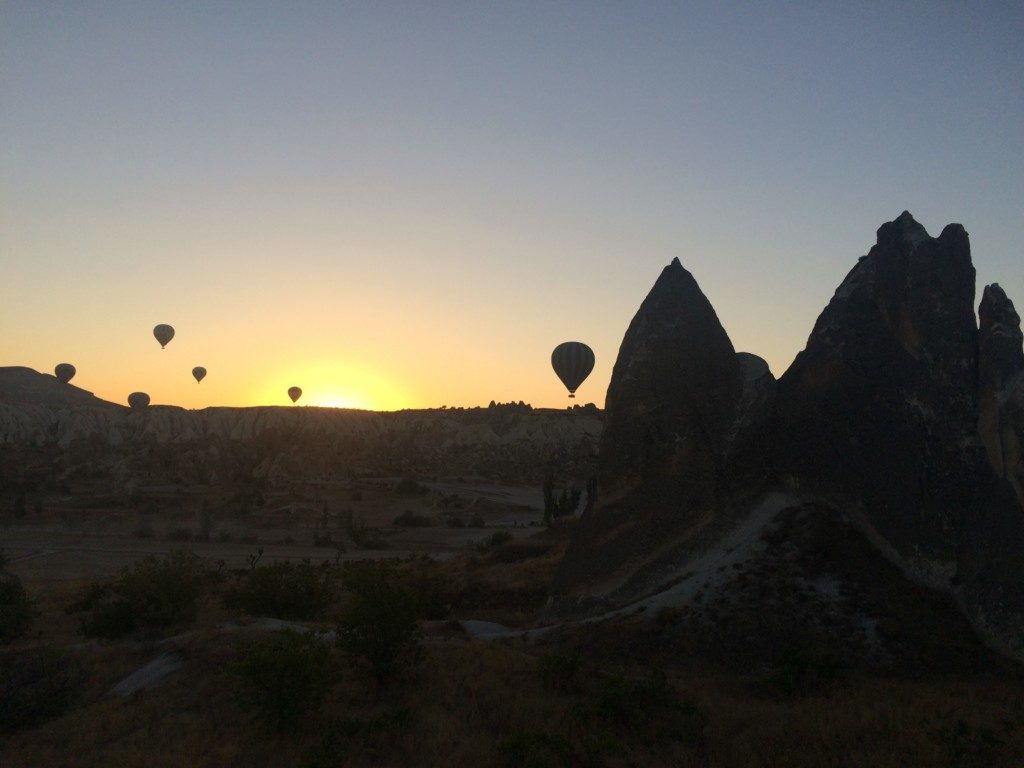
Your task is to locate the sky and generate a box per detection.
[2,2,1022,410]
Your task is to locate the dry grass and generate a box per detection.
[4,628,1024,768]
[5,520,1024,768]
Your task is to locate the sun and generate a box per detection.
[247,359,415,411]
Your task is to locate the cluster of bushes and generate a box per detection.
[224,561,338,621]
[392,510,433,528]
[66,550,208,638]
[230,561,427,734]
[476,530,513,553]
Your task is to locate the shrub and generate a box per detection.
[0,571,33,643]
[537,649,583,693]
[392,510,432,528]
[476,530,513,553]
[166,527,194,542]
[131,522,156,539]
[579,671,707,747]
[337,562,422,687]
[468,512,485,528]
[489,539,550,563]
[393,478,428,496]
[0,647,84,733]
[224,562,337,621]
[69,550,207,638]
[233,629,335,733]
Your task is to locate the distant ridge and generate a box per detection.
[0,366,119,408]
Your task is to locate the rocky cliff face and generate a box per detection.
[556,212,1024,662]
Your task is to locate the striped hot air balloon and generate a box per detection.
[551,341,595,398]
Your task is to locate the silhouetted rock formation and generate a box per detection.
[774,212,980,573]
[556,258,756,598]
[978,283,1024,509]
[556,212,1024,663]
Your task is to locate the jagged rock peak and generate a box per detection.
[980,284,1024,352]
[876,210,930,248]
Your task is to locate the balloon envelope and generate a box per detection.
[127,392,150,409]
[54,363,76,384]
[288,386,302,403]
[192,366,207,383]
[551,341,595,398]
[153,324,175,349]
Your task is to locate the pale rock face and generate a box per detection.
[0,371,603,486]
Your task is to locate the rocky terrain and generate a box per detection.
[0,369,601,491]
[556,212,1024,664]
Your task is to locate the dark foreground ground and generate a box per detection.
[3,483,1024,767]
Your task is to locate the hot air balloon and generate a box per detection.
[127,392,151,410]
[153,324,175,349]
[54,363,76,384]
[288,386,302,404]
[551,341,595,398]
[192,366,207,383]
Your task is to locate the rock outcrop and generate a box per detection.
[556,258,761,598]
[774,212,981,575]
[555,212,1024,663]
[978,283,1024,510]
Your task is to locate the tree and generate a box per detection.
[336,562,421,688]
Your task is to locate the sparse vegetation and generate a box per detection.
[232,629,336,733]
[224,561,338,621]
[476,530,513,553]
[68,550,208,638]
[337,561,423,688]
[0,646,83,734]
[393,509,433,527]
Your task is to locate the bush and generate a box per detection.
[166,527,194,542]
[69,550,207,638]
[476,530,513,553]
[337,562,422,687]
[537,649,583,693]
[0,647,84,733]
[489,539,551,563]
[392,510,432,528]
[131,522,156,539]
[233,629,335,733]
[224,562,337,621]
[579,671,707,747]
[468,512,485,528]
[0,571,33,643]
[393,478,428,496]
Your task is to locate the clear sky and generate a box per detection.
[2,2,1021,410]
